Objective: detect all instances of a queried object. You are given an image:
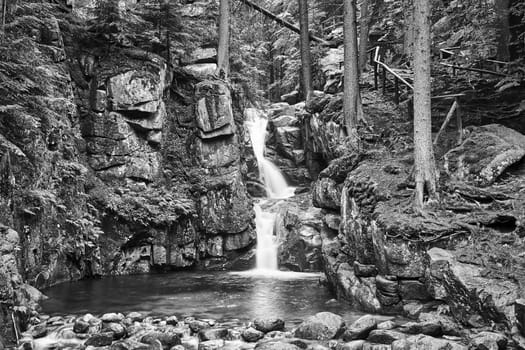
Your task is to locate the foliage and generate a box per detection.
[229,0,331,103]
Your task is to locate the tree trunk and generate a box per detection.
[495,0,511,61]
[358,0,371,74]
[403,0,415,61]
[413,0,438,208]
[343,0,360,135]
[217,0,230,77]
[1,0,7,44]
[298,0,313,101]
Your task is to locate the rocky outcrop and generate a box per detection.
[427,248,519,327]
[0,0,256,321]
[304,89,525,343]
[273,196,324,272]
[444,124,525,187]
[264,103,311,185]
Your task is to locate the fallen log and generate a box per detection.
[237,0,334,47]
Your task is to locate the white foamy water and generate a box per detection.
[245,108,295,199]
[254,204,278,271]
[245,108,295,272]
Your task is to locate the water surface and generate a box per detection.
[42,271,363,326]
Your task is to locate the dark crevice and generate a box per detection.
[485,215,518,233]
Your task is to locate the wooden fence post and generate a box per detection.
[456,97,463,145]
[382,67,386,94]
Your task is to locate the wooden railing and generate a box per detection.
[439,48,509,78]
[371,45,413,104]
[370,45,465,145]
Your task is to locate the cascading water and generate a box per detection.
[245,108,295,271]
[245,109,295,199]
[254,204,278,270]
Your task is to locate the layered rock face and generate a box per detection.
[0,0,255,320]
[304,90,525,339]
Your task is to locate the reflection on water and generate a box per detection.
[42,271,363,326]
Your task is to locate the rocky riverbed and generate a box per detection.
[21,309,504,350]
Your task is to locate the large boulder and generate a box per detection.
[293,312,344,340]
[306,112,346,161]
[108,69,165,112]
[255,340,302,350]
[274,126,302,161]
[427,248,519,326]
[181,47,217,66]
[275,203,324,272]
[184,64,218,79]
[253,319,285,333]
[195,80,236,139]
[312,178,342,210]
[342,315,377,341]
[199,171,252,235]
[444,124,525,187]
[391,334,467,350]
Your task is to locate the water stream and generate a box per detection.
[245,108,295,200]
[245,108,295,273]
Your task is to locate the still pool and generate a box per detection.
[41,271,364,326]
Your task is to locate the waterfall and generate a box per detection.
[245,108,295,199]
[254,204,278,271]
[245,108,295,272]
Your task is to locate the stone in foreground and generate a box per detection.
[254,319,286,333]
[343,315,377,341]
[294,312,344,340]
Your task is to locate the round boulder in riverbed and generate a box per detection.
[127,312,144,322]
[103,322,127,339]
[399,321,442,337]
[342,315,377,341]
[85,332,114,347]
[336,340,365,350]
[294,312,344,340]
[255,340,302,350]
[199,328,229,341]
[392,334,467,350]
[166,316,178,326]
[243,327,265,342]
[367,329,406,344]
[29,323,47,338]
[198,339,225,350]
[189,320,210,333]
[102,313,125,323]
[141,331,181,349]
[254,319,285,333]
[73,314,95,334]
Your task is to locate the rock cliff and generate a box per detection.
[0,1,256,337]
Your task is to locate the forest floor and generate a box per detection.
[357,66,525,293]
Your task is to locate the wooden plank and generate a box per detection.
[439,62,507,77]
[433,100,458,146]
[431,93,466,100]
